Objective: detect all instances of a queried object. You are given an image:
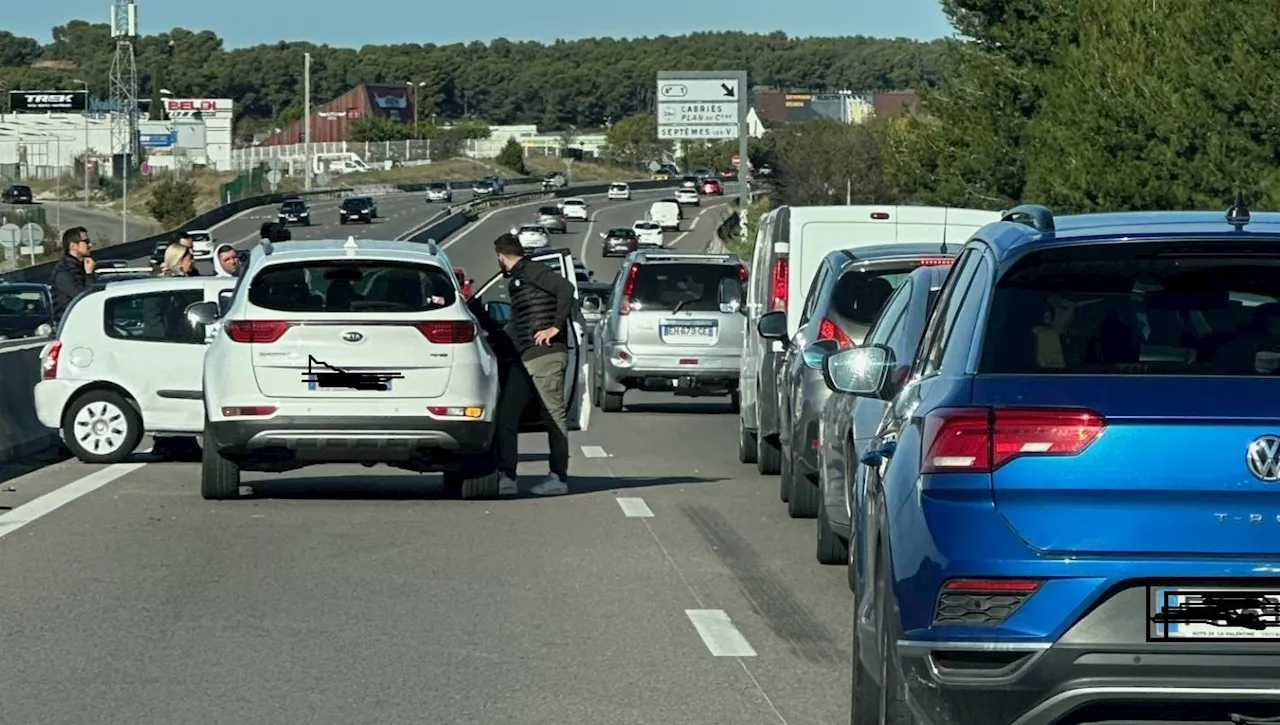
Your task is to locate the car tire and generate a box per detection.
[873,544,916,725]
[62,389,143,464]
[850,545,883,725]
[788,466,820,519]
[602,391,624,412]
[737,417,757,464]
[200,424,241,500]
[816,500,848,564]
[779,446,792,502]
[756,433,781,476]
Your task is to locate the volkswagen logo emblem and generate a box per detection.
[341,331,364,343]
[1246,435,1280,482]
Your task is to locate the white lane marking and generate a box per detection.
[616,497,654,518]
[667,205,716,248]
[685,609,758,657]
[0,462,147,540]
[445,189,676,252]
[581,445,610,458]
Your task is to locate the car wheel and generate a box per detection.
[737,416,757,464]
[779,444,793,502]
[850,544,882,724]
[816,499,849,564]
[873,544,917,725]
[756,432,782,475]
[200,422,241,500]
[62,389,143,464]
[788,462,821,519]
[602,391,624,412]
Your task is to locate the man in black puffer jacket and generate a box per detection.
[490,233,576,496]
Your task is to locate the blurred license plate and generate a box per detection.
[662,323,716,338]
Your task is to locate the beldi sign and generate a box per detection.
[163,98,230,113]
[9,90,89,112]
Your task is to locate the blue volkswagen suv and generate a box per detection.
[835,201,1280,725]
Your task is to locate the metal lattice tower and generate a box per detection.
[108,0,138,168]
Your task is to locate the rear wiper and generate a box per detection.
[671,294,699,314]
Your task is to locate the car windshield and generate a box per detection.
[248,261,456,313]
[189,233,211,242]
[611,184,627,190]
[630,263,740,313]
[519,226,545,234]
[429,183,446,190]
[564,200,584,207]
[635,222,659,231]
[0,289,47,315]
[341,199,369,209]
[282,201,305,210]
[979,240,1280,376]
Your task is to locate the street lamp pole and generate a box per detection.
[303,52,312,191]
[73,79,89,203]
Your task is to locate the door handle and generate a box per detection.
[859,439,897,467]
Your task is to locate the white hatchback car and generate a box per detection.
[674,188,700,207]
[189,230,216,259]
[514,224,551,250]
[188,238,590,501]
[560,198,588,221]
[34,276,237,463]
[632,220,664,247]
[606,182,631,201]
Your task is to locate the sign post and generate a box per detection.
[656,70,750,226]
[20,223,43,264]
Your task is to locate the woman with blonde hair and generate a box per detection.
[154,242,193,277]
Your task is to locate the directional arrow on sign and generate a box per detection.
[721,83,735,98]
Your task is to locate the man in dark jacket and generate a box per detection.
[50,226,94,320]
[491,234,576,496]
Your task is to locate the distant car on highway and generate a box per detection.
[541,172,567,190]
[188,230,216,259]
[675,188,700,207]
[692,167,716,181]
[278,198,312,226]
[590,251,746,412]
[483,175,505,193]
[426,182,452,203]
[0,282,54,340]
[34,276,236,464]
[514,224,551,250]
[339,197,374,224]
[600,227,639,257]
[578,281,611,342]
[149,241,169,269]
[2,184,33,204]
[535,205,567,234]
[632,220,663,247]
[607,182,631,201]
[472,180,495,196]
[701,178,723,196]
[560,198,588,221]
[679,176,699,190]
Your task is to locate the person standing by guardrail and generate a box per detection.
[50,226,94,320]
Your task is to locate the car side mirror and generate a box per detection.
[718,277,744,314]
[757,310,787,341]
[802,339,842,370]
[485,301,512,326]
[822,344,899,399]
[185,300,219,327]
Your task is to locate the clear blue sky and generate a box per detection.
[13,0,953,47]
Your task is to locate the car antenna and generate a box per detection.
[940,209,949,254]
[1226,192,1251,231]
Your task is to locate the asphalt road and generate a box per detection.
[0,184,852,724]
[0,201,162,246]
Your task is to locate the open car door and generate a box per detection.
[471,249,591,432]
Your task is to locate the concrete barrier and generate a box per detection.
[0,341,56,461]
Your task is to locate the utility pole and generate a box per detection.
[74,79,89,203]
[303,52,312,191]
[109,0,138,244]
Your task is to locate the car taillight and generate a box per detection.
[769,257,788,312]
[920,407,1105,474]
[737,263,748,282]
[226,320,291,343]
[416,320,476,343]
[41,340,61,380]
[619,262,641,315]
[816,317,853,349]
[943,578,1042,593]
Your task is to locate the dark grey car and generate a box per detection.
[814,262,953,574]
[757,244,956,520]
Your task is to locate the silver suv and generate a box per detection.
[590,252,746,412]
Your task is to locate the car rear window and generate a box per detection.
[564,200,584,206]
[831,259,950,325]
[979,240,1280,376]
[341,198,368,209]
[282,201,305,209]
[0,289,47,314]
[609,228,637,237]
[519,226,545,234]
[631,263,741,313]
[249,261,456,313]
[538,206,560,215]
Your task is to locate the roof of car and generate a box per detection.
[822,243,958,267]
[0,282,48,290]
[92,276,231,296]
[248,238,445,266]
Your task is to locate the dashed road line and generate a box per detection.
[616,497,654,518]
[581,445,610,458]
[686,609,759,657]
[0,463,146,541]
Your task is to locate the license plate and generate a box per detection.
[662,323,716,338]
[1148,586,1280,640]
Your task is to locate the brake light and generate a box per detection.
[920,407,1105,474]
[871,212,890,220]
[416,320,476,343]
[769,257,788,312]
[619,262,641,315]
[817,317,853,349]
[226,320,291,343]
[41,340,61,380]
[737,263,748,282]
[221,406,277,417]
[943,579,1041,593]
[917,257,953,266]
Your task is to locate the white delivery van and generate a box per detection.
[736,205,1001,473]
[648,199,682,232]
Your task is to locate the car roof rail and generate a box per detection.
[1000,204,1055,232]
[639,252,737,263]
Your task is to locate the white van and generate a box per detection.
[736,205,1001,472]
[648,199,682,232]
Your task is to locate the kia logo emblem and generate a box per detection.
[342,331,363,343]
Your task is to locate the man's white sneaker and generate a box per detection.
[498,475,519,496]
[530,475,568,496]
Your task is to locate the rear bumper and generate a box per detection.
[208,415,494,468]
[903,586,1280,724]
[603,352,740,395]
[278,215,310,225]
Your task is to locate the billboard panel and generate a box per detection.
[9,90,89,112]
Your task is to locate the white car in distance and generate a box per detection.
[633,220,664,247]
[188,230,216,259]
[514,224,551,250]
[560,198,588,221]
[607,182,631,201]
[674,188,700,206]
